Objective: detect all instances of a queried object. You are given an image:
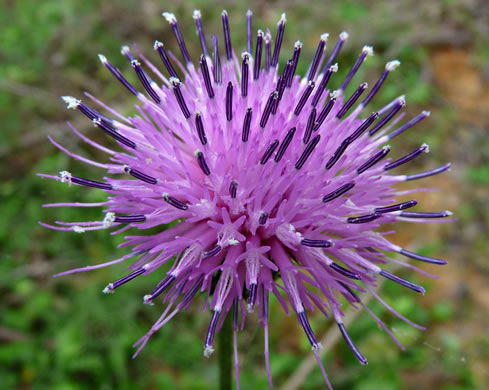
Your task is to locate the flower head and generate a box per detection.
[40,9,452,388]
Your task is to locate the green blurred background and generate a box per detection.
[1,0,488,389]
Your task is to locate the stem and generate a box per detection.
[218,313,232,390]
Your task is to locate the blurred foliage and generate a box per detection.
[1,0,488,389]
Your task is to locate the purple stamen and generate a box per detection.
[121,46,135,61]
[195,112,208,145]
[226,82,233,121]
[143,275,176,304]
[271,14,286,67]
[297,311,321,349]
[265,29,272,72]
[287,41,302,88]
[260,286,269,322]
[384,144,429,170]
[75,101,113,125]
[349,112,379,142]
[303,108,317,144]
[93,118,136,149]
[248,283,258,311]
[124,165,158,185]
[130,60,161,104]
[253,30,264,80]
[337,322,368,365]
[375,200,417,213]
[154,41,178,78]
[170,78,191,119]
[339,281,361,303]
[311,65,335,107]
[114,215,146,223]
[308,34,328,81]
[300,238,333,248]
[163,194,189,210]
[193,11,210,58]
[260,91,278,128]
[330,262,361,280]
[274,127,296,162]
[204,310,221,356]
[241,54,249,97]
[233,297,239,330]
[325,137,350,170]
[295,134,321,170]
[199,55,215,99]
[294,81,315,116]
[347,212,381,224]
[212,35,222,84]
[321,32,348,72]
[387,111,430,140]
[313,97,336,131]
[69,175,113,190]
[196,150,211,175]
[260,139,279,165]
[98,54,139,96]
[106,266,146,292]
[399,249,447,265]
[202,244,222,259]
[399,211,452,218]
[379,269,426,294]
[356,146,391,174]
[368,98,405,136]
[322,181,355,203]
[246,10,253,54]
[163,13,191,64]
[229,180,238,198]
[361,61,400,107]
[405,163,451,181]
[178,276,204,309]
[340,46,372,91]
[242,107,252,142]
[259,211,269,225]
[221,10,233,61]
[336,82,368,119]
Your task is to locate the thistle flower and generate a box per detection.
[40,9,453,389]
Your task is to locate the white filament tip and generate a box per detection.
[246,9,252,16]
[320,33,329,42]
[59,171,72,183]
[330,63,339,72]
[386,60,401,71]
[193,10,201,19]
[73,226,85,233]
[339,31,349,40]
[445,210,454,216]
[421,143,430,153]
[162,12,176,24]
[98,54,107,64]
[103,212,115,229]
[169,76,181,85]
[278,13,287,24]
[294,40,303,48]
[153,40,163,50]
[422,110,431,117]
[61,96,80,109]
[121,45,130,55]
[398,96,407,106]
[204,345,215,358]
[362,46,374,56]
[102,284,114,294]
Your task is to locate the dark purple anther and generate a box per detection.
[297,311,321,349]
[246,10,253,54]
[248,283,258,311]
[399,248,447,265]
[241,54,249,97]
[178,276,204,309]
[271,14,286,67]
[387,111,430,140]
[282,59,295,91]
[98,54,139,96]
[336,82,368,119]
[260,139,279,165]
[221,10,233,61]
[202,244,222,259]
[340,46,372,91]
[347,212,381,224]
[325,138,350,170]
[356,146,391,174]
[163,194,189,210]
[406,163,451,181]
[93,118,136,149]
[368,98,405,136]
[274,127,296,162]
[337,322,368,365]
[204,310,220,355]
[193,10,209,58]
[171,78,191,119]
[196,150,211,176]
[114,215,146,223]
[313,97,336,131]
[259,211,269,225]
[163,12,191,64]
[260,91,278,128]
[143,275,176,304]
[106,266,146,292]
[131,60,161,104]
[384,144,428,170]
[254,30,264,80]
[195,112,208,146]
[75,101,113,125]
[265,29,272,72]
[349,112,379,142]
[379,269,426,294]
[124,165,158,185]
[260,287,269,323]
[233,298,239,331]
[321,32,348,73]
[400,211,452,218]
[295,134,321,170]
[330,262,361,280]
[303,109,317,144]
[361,61,400,107]
[242,107,252,142]
[322,181,355,203]
[311,65,335,107]
[308,34,328,81]
[121,46,135,61]
[287,41,302,87]
[199,55,215,99]
[300,238,333,248]
[212,35,222,85]
[375,200,417,213]
[229,180,238,198]
[154,41,178,78]
[339,281,361,303]
[294,81,315,116]
[70,175,113,190]
[226,82,233,121]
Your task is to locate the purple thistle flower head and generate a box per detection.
[40,9,453,388]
